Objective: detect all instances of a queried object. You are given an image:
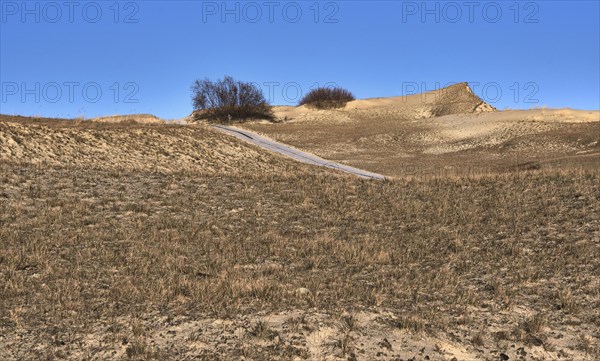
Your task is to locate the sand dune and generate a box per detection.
[243,84,599,177]
[1,97,599,360]
[345,82,495,114]
[271,83,598,126]
[271,82,497,123]
[0,116,310,176]
[89,114,165,124]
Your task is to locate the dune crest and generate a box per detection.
[272,82,496,123]
[0,117,308,175]
[90,114,165,124]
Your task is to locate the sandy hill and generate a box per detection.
[89,114,165,124]
[243,84,599,177]
[0,115,307,175]
[345,82,496,115]
[1,112,599,359]
[272,82,496,123]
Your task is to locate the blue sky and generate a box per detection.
[1,0,599,119]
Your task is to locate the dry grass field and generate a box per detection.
[1,92,599,360]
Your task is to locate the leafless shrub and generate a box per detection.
[191,76,273,122]
[298,87,355,109]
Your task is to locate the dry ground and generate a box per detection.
[0,115,308,176]
[243,84,599,178]
[1,108,599,360]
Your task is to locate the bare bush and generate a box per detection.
[191,76,273,122]
[298,87,355,109]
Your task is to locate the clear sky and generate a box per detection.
[1,0,599,119]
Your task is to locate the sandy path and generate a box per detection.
[212,125,386,180]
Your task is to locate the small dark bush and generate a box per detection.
[191,76,273,122]
[298,87,355,109]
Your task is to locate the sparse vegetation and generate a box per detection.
[191,76,273,122]
[298,86,355,109]
[244,106,600,177]
[1,117,598,360]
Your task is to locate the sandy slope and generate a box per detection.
[419,109,599,155]
[270,82,497,124]
[89,114,165,124]
[243,84,600,177]
[213,125,386,180]
[0,117,311,176]
[1,101,599,360]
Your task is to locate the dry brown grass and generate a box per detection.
[1,117,599,359]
